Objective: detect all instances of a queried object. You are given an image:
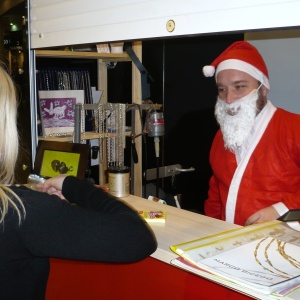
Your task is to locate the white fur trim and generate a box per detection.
[203,65,215,77]
[273,202,289,216]
[225,101,276,223]
[216,59,270,90]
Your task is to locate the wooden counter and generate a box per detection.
[123,195,239,263]
[46,195,300,300]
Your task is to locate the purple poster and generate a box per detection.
[38,90,84,137]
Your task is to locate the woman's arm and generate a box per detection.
[21,176,157,263]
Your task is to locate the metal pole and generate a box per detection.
[74,104,81,143]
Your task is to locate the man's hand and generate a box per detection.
[244,206,280,226]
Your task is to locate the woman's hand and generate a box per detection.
[36,174,68,200]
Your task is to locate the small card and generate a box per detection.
[137,210,166,223]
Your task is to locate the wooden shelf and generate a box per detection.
[38,131,132,142]
[35,50,131,62]
[38,131,100,142]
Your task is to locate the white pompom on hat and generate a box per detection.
[202,41,270,89]
[203,65,216,77]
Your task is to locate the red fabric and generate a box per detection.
[205,108,300,226]
[46,257,253,300]
[210,41,268,78]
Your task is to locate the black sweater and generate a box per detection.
[0,176,157,299]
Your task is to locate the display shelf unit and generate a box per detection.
[33,42,143,196]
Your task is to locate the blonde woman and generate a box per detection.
[0,64,157,300]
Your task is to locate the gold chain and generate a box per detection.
[277,240,300,269]
[254,237,290,278]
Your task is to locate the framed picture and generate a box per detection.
[33,140,90,179]
[38,90,84,137]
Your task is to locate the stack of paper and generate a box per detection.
[170,220,300,298]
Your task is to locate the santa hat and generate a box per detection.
[203,41,270,89]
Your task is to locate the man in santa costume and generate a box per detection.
[203,41,300,228]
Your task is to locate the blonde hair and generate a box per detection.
[0,63,25,223]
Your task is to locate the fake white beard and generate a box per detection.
[215,88,260,153]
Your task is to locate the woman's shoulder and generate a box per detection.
[9,185,64,208]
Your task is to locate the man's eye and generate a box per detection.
[218,87,225,93]
[235,85,245,90]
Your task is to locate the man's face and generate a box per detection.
[216,69,267,104]
[214,69,267,153]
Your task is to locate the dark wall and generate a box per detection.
[142,34,244,213]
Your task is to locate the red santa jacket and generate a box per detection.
[205,107,300,226]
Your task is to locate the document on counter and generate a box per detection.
[170,220,300,298]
